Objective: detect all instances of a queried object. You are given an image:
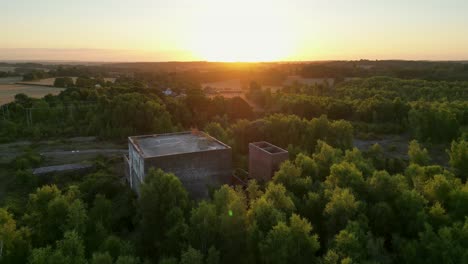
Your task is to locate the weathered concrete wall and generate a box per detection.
[249,144,272,182]
[143,148,232,199]
[124,154,130,181]
[128,141,145,194]
[249,142,288,182]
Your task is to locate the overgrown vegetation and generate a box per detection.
[1,61,468,263]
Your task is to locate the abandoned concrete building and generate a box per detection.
[124,131,232,198]
[249,141,289,182]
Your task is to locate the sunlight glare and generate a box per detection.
[186,0,296,62]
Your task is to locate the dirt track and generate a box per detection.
[0,138,126,165]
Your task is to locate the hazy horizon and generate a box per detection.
[2,48,468,64]
[2,0,468,62]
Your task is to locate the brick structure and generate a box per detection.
[125,131,232,199]
[249,141,289,182]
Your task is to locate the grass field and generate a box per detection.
[0,84,65,105]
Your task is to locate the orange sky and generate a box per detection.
[1,0,468,62]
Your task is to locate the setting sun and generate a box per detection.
[2,1,468,263]
[188,24,293,62]
[185,0,296,62]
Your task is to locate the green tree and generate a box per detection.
[206,246,220,264]
[448,139,468,181]
[248,197,286,235]
[260,214,320,264]
[330,221,391,264]
[273,160,312,199]
[54,78,65,88]
[312,141,343,180]
[65,200,88,235]
[0,209,18,261]
[212,186,248,264]
[180,247,204,264]
[91,252,113,264]
[115,255,141,264]
[188,201,218,253]
[159,257,179,264]
[325,162,366,197]
[226,97,253,120]
[204,122,230,145]
[408,140,431,166]
[23,185,86,246]
[88,194,112,230]
[100,235,134,261]
[343,148,374,177]
[397,220,468,264]
[246,180,263,202]
[0,208,30,263]
[263,183,296,215]
[324,188,361,237]
[90,93,174,138]
[394,190,427,237]
[367,143,386,170]
[137,169,189,260]
[29,231,87,264]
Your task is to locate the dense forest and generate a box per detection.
[248,77,468,142]
[1,61,468,263]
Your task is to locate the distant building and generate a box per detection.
[249,142,288,182]
[163,88,173,96]
[124,131,232,198]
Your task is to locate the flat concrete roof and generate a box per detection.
[130,131,229,157]
[250,141,288,155]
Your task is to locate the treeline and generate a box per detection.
[300,61,468,81]
[54,77,114,88]
[276,94,468,142]
[110,62,288,86]
[21,65,112,82]
[2,139,467,263]
[335,77,468,101]
[0,85,255,141]
[0,87,172,141]
[204,114,353,158]
[8,60,468,85]
[0,71,19,78]
[22,70,51,81]
[247,77,468,142]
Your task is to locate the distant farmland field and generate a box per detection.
[18,77,116,86]
[202,79,245,90]
[0,77,22,84]
[17,77,58,86]
[0,84,64,105]
[202,79,282,92]
[0,66,16,72]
